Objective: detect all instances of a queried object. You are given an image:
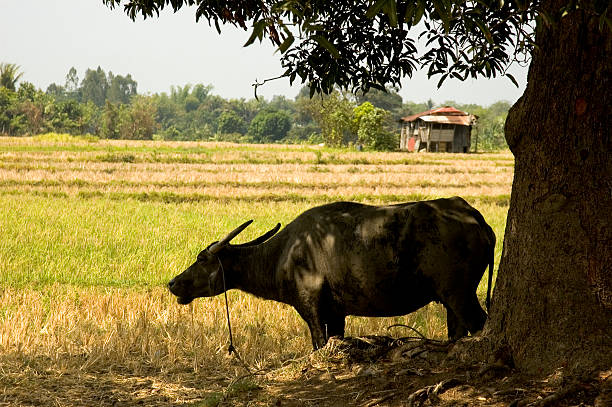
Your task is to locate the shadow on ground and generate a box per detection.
[1,337,609,407]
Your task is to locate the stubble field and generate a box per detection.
[0,135,513,406]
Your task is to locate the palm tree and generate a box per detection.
[0,63,24,91]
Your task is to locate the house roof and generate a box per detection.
[419,115,474,126]
[400,106,475,124]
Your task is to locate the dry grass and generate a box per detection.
[0,286,447,371]
[0,137,513,406]
[0,284,447,405]
[0,138,512,203]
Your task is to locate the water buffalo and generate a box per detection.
[168,197,495,349]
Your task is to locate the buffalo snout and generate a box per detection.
[168,276,195,305]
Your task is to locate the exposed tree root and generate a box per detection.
[406,378,463,406]
[361,390,399,407]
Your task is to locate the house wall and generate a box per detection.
[453,126,471,153]
[400,120,472,153]
[429,127,455,142]
[400,122,419,150]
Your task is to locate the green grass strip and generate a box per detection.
[0,187,510,206]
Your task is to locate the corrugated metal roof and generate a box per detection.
[419,115,475,126]
[400,106,472,122]
[401,109,436,122]
[429,106,468,116]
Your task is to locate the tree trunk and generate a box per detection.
[483,1,611,374]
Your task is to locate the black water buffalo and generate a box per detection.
[168,197,495,349]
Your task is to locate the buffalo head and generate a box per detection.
[168,220,280,304]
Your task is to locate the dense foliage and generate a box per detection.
[0,65,510,150]
[101,0,551,95]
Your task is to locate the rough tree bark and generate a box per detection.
[482,0,611,374]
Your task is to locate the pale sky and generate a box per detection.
[1,0,529,106]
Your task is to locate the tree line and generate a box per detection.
[0,64,510,150]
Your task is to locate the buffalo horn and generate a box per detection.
[234,223,281,247]
[209,220,253,254]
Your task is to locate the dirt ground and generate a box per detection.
[1,336,609,407]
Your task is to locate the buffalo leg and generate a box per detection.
[306,320,327,349]
[445,294,487,335]
[297,281,344,349]
[464,294,487,334]
[307,311,344,348]
[296,306,327,349]
[445,305,468,340]
[323,314,345,339]
[302,312,344,349]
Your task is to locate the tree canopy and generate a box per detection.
[0,63,23,92]
[103,0,607,95]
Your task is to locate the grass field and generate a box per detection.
[0,135,513,406]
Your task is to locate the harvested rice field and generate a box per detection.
[0,136,513,406]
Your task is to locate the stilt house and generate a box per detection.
[399,106,477,152]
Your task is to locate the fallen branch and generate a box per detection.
[363,391,398,407]
[528,383,583,407]
[407,378,463,407]
[388,324,428,340]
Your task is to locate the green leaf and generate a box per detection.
[436,73,449,88]
[244,21,267,47]
[506,73,519,88]
[314,35,340,59]
[309,84,316,99]
[366,0,398,26]
[303,22,325,32]
[432,0,450,31]
[382,0,398,27]
[413,2,425,26]
[278,34,295,54]
[404,4,415,25]
[273,1,304,19]
[366,0,387,19]
[472,17,493,44]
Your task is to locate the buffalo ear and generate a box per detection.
[209,220,253,254]
[208,269,224,293]
[198,248,215,262]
